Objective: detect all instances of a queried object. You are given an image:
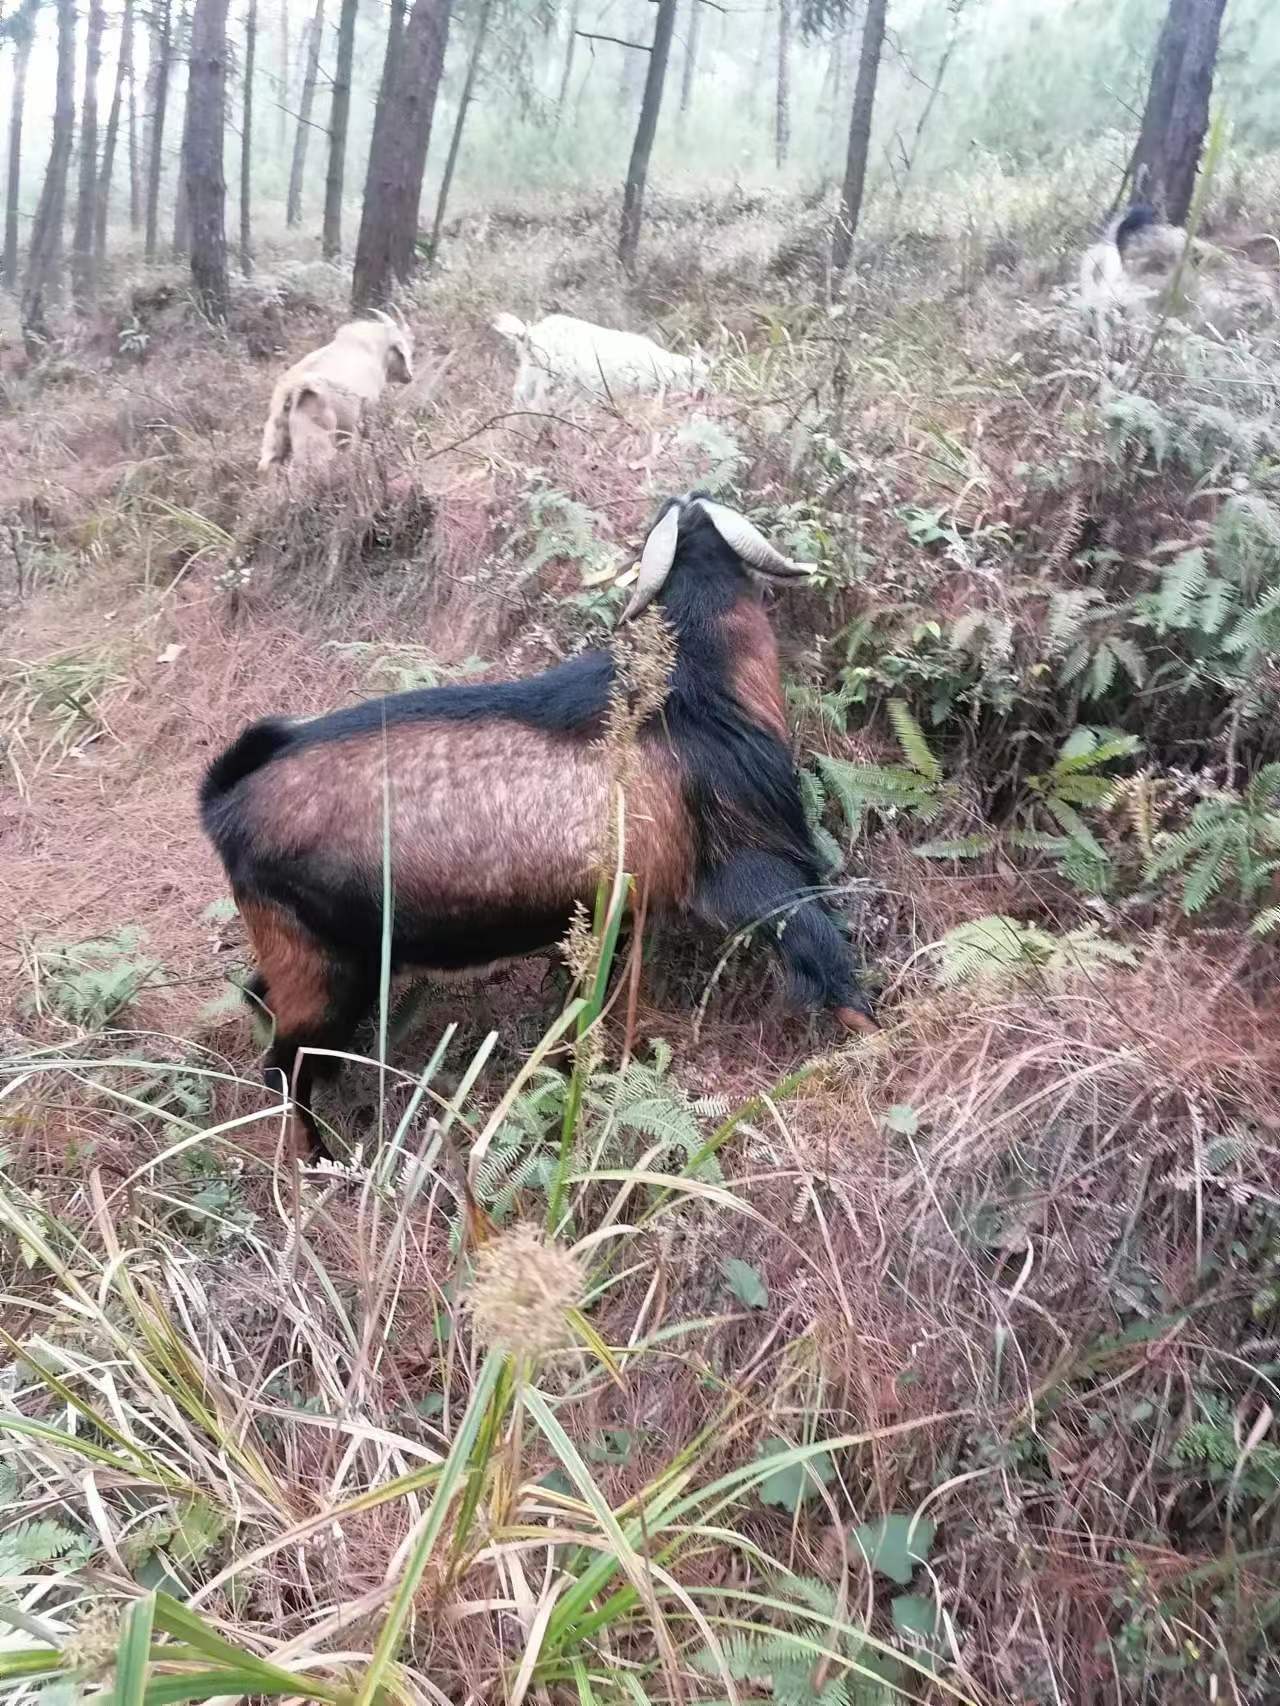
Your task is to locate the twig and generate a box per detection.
[574,28,649,50]
[619,875,650,1074]
[417,408,597,463]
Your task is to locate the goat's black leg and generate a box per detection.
[266,967,376,1159]
[694,851,876,1034]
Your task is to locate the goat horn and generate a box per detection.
[697,500,811,580]
[622,503,681,621]
[370,308,395,326]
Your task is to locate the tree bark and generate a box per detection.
[3,2,37,294]
[678,0,700,121]
[774,0,790,170]
[240,0,256,272]
[22,0,76,340]
[128,38,140,230]
[72,0,106,309]
[286,0,323,228]
[1132,0,1227,226]
[556,0,579,119]
[322,0,358,259]
[425,0,491,266]
[144,0,173,261]
[351,0,450,308]
[397,0,450,276]
[185,0,229,319]
[97,0,135,264]
[832,0,886,272]
[277,0,289,153]
[618,0,676,272]
[173,67,191,255]
[747,0,769,123]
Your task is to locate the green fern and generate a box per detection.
[1048,590,1147,701]
[1101,390,1175,467]
[931,915,1136,991]
[691,1573,901,1706]
[1172,1392,1280,1499]
[23,928,160,1028]
[817,700,954,841]
[1145,764,1280,919]
[0,1519,92,1581]
[455,1044,725,1242]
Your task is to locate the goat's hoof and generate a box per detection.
[835,1005,879,1037]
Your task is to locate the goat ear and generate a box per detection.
[622,504,680,620]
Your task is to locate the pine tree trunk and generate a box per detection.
[3,8,35,294]
[72,0,106,309]
[556,0,579,120]
[322,0,358,259]
[747,0,769,123]
[173,74,192,254]
[351,0,450,308]
[277,0,289,154]
[240,0,256,272]
[185,0,229,319]
[128,46,140,231]
[97,0,135,265]
[351,0,404,300]
[774,0,790,170]
[22,0,76,341]
[425,0,492,266]
[618,0,676,272]
[396,0,451,277]
[286,0,323,228]
[832,0,886,272]
[144,0,173,261]
[678,0,700,121]
[1133,0,1227,226]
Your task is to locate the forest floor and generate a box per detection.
[3,170,1280,1706]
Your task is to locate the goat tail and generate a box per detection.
[1079,240,1124,302]
[492,312,528,344]
[258,404,290,472]
[201,719,294,817]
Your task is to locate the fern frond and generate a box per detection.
[887,699,941,781]
[1182,839,1231,913]
[913,834,997,860]
[1084,640,1117,700]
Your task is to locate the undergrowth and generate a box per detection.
[3,183,1280,1706]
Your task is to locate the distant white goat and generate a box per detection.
[492,312,708,412]
[1077,201,1277,339]
[1077,204,1169,326]
[258,310,414,472]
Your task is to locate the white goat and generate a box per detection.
[492,312,708,412]
[1078,203,1276,340]
[258,310,415,472]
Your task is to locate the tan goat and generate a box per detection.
[258,311,415,472]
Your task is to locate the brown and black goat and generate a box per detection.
[200,494,876,1156]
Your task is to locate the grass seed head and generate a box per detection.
[466,1223,585,1359]
[63,1603,121,1679]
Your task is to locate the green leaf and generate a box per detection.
[850,1513,936,1585]
[913,834,996,860]
[887,699,941,782]
[114,1593,155,1706]
[891,1593,939,1639]
[880,1105,919,1136]
[720,1257,769,1310]
[756,1439,836,1512]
